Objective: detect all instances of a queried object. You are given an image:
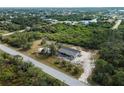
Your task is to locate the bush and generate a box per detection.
[54,60,83,77]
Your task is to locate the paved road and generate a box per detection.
[2,29,25,37]
[0,44,88,86]
[112,20,122,30]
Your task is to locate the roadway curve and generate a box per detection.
[0,44,88,86]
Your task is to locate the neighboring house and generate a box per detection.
[58,47,81,60]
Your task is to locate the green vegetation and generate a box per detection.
[0,22,21,32]
[0,51,65,86]
[40,43,58,56]
[31,24,56,33]
[0,14,47,32]
[12,16,46,29]
[40,23,111,49]
[42,24,92,48]
[46,14,95,21]
[0,30,8,35]
[89,22,113,29]
[2,32,41,50]
[0,9,124,86]
[2,20,124,85]
[89,30,124,86]
[118,21,124,30]
[54,60,83,78]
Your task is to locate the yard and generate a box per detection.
[4,39,98,83]
[22,40,98,82]
[58,45,98,84]
[17,39,82,78]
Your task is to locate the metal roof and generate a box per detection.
[58,47,80,57]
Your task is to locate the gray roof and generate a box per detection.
[58,47,80,57]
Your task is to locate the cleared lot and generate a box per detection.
[60,46,97,84]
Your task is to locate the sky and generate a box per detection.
[0,0,123,7]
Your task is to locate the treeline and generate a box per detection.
[41,24,109,49]
[41,24,91,47]
[38,23,124,85]
[31,24,56,33]
[46,14,94,21]
[1,17,124,85]
[11,16,47,29]
[2,32,41,50]
[0,51,65,86]
[0,22,21,32]
[27,23,113,50]
[89,30,124,86]
[0,15,47,32]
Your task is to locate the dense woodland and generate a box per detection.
[2,32,41,50]
[45,13,95,21]
[89,29,124,85]
[0,51,64,86]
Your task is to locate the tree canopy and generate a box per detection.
[0,51,65,86]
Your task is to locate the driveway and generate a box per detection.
[71,50,95,84]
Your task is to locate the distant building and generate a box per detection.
[62,21,78,25]
[43,18,59,24]
[58,47,81,60]
[119,10,124,12]
[80,18,97,25]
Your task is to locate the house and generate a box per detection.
[58,47,81,60]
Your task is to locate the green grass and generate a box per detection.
[0,30,9,35]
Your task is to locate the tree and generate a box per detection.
[71,66,83,75]
[6,32,41,50]
[91,59,115,85]
[59,61,66,67]
[112,71,124,86]
[41,38,46,45]
[49,43,58,56]
[0,52,64,86]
